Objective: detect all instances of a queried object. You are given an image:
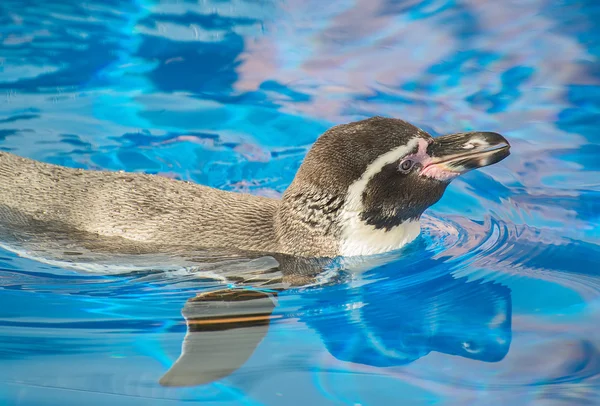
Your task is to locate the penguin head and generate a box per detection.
[278,116,510,257]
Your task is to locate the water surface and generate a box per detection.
[1,0,599,405]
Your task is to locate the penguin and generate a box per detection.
[0,116,510,259]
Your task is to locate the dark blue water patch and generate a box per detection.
[292,263,512,368]
[503,66,536,85]
[467,66,535,113]
[380,0,456,19]
[427,50,494,75]
[259,80,312,103]
[552,144,600,171]
[191,90,280,108]
[515,191,600,223]
[0,114,40,124]
[401,50,501,94]
[2,107,41,115]
[566,85,600,107]
[505,236,600,276]
[546,1,600,144]
[381,0,482,42]
[556,85,600,144]
[0,129,24,141]
[544,0,600,58]
[434,0,480,39]
[113,129,284,177]
[136,32,244,94]
[460,170,514,203]
[557,105,600,144]
[137,11,260,31]
[193,84,317,109]
[0,1,137,91]
[354,88,423,106]
[151,104,330,148]
[59,133,93,149]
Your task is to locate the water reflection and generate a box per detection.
[160,248,512,387]
[309,269,511,367]
[0,209,598,402]
[160,289,277,387]
[0,208,512,387]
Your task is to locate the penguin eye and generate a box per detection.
[400,159,414,172]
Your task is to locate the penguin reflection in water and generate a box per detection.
[158,246,512,387]
[0,117,511,385]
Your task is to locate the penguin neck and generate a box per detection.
[335,170,423,256]
[274,186,345,258]
[337,211,421,256]
[274,186,422,258]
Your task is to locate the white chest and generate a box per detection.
[338,211,421,257]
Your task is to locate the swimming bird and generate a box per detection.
[0,116,510,258]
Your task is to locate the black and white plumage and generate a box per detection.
[0,116,510,259]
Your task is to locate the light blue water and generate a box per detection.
[1,0,599,405]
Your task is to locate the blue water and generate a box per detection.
[1,0,600,405]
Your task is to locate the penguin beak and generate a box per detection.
[423,131,510,180]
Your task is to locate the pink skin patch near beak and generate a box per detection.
[401,139,460,182]
[421,160,461,182]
